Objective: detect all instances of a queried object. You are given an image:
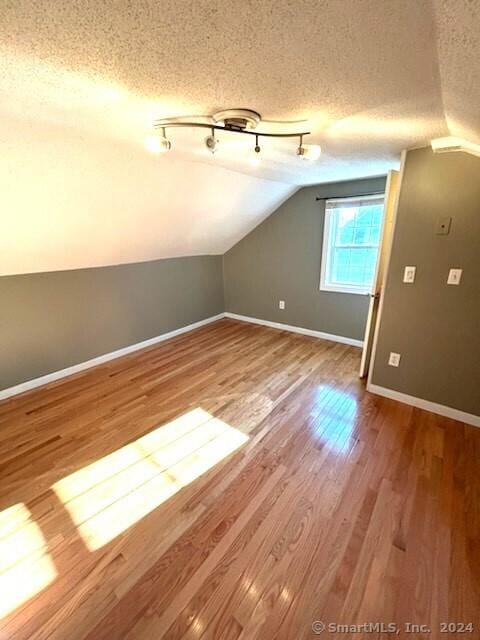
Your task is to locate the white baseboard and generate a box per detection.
[0,313,225,401]
[224,312,363,348]
[367,383,480,428]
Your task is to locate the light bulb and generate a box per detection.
[297,144,321,161]
[144,133,171,154]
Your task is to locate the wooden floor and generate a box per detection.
[0,319,479,640]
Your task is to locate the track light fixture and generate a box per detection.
[146,109,320,162]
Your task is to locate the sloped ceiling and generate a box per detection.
[0,0,478,275]
[434,0,480,143]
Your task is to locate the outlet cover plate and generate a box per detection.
[388,352,401,367]
[447,268,462,285]
[403,266,416,283]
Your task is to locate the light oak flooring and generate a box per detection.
[0,319,479,639]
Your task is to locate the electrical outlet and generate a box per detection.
[447,268,462,285]
[388,352,401,367]
[279,300,285,310]
[403,266,416,283]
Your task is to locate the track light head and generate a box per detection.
[297,143,321,161]
[205,128,219,154]
[205,135,218,154]
[144,128,171,154]
[249,135,262,166]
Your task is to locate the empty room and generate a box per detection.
[1,1,479,638]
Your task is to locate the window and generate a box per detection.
[320,194,385,295]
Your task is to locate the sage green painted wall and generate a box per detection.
[223,176,387,341]
[0,256,223,390]
[371,147,480,416]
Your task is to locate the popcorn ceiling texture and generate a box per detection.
[434,0,480,142]
[0,0,478,274]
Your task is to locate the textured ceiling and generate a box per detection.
[0,0,478,274]
[434,0,480,143]
[0,113,295,275]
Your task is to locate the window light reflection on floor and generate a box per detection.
[53,408,248,551]
[313,385,358,453]
[0,503,57,619]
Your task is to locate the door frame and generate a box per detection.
[365,150,407,386]
[359,169,399,377]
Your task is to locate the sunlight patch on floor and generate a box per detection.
[53,408,248,550]
[0,503,57,619]
[313,385,358,453]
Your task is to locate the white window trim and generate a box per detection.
[319,194,384,295]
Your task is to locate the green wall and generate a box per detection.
[371,148,480,416]
[223,176,387,341]
[0,256,223,390]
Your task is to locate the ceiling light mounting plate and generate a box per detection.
[213,109,261,131]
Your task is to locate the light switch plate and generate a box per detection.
[279,300,285,309]
[388,352,401,367]
[403,266,416,283]
[447,268,462,285]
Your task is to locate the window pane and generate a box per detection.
[350,248,366,266]
[369,225,381,244]
[353,226,368,245]
[372,207,383,225]
[331,247,378,287]
[331,248,350,283]
[339,225,354,244]
[356,208,373,226]
[348,266,366,284]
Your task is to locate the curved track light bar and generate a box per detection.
[148,110,320,160]
[153,121,311,138]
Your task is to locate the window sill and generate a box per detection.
[319,284,370,296]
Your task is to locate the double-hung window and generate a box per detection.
[320,194,385,295]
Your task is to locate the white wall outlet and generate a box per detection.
[403,266,416,283]
[279,300,285,310]
[388,352,401,367]
[447,268,462,285]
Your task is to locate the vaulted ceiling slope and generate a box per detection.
[1,0,478,275]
